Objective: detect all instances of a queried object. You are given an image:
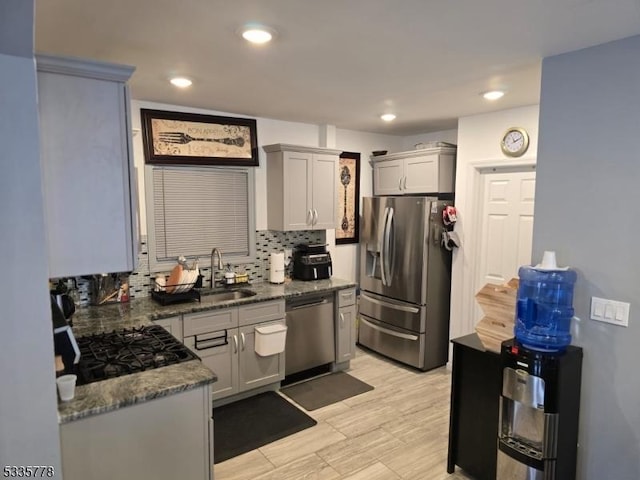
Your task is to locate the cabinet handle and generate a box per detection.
[403,176,407,190]
[313,208,318,225]
[340,312,345,327]
[307,209,313,225]
[399,177,403,190]
[232,334,238,354]
[240,332,246,351]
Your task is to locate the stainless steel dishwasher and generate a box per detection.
[285,293,335,376]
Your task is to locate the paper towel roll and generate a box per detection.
[269,252,285,284]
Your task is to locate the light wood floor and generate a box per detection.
[214,347,473,480]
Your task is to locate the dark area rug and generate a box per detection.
[213,391,317,464]
[280,371,374,411]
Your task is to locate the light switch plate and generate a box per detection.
[590,296,630,327]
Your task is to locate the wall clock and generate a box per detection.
[500,127,529,157]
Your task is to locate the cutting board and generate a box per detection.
[166,264,183,294]
[475,278,518,352]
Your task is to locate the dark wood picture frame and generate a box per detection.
[140,109,259,166]
[336,151,361,245]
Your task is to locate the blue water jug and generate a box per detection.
[514,263,577,351]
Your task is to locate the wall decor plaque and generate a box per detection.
[141,109,259,166]
[336,151,360,245]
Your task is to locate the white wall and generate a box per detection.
[535,35,640,480]
[0,1,62,474]
[131,100,403,283]
[450,105,539,342]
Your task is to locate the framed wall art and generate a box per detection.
[336,151,361,245]
[140,109,259,166]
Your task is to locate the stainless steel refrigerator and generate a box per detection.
[358,196,452,371]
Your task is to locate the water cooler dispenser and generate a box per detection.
[497,341,582,479]
[497,252,583,480]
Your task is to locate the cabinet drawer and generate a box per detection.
[239,300,285,326]
[337,288,356,307]
[183,308,238,337]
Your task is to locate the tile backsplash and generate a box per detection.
[124,230,326,300]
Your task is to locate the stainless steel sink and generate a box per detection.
[200,288,257,302]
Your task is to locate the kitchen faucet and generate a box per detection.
[210,248,223,287]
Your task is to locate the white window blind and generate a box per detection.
[146,166,255,270]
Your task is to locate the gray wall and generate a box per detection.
[535,35,640,479]
[0,0,62,475]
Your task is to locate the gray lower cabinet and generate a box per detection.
[238,322,286,391]
[60,386,213,480]
[336,288,357,362]
[153,315,183,342]
[184,301,286,401]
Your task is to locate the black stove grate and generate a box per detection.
[75,325,198,386]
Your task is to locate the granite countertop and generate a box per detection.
[59,278,356,424]
[58,360,216,424]
[71,277,357,337]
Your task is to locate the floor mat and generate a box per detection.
[213,391,317,464]
[280,371,374,411]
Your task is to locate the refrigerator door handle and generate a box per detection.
[383,207,394,286]
[360,317,419,341]
[379,207,389,286]
[360,292,420,313]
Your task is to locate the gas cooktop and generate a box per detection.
[75,325,198,386]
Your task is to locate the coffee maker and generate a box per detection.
[51,294,80,374]
[497,339,583,480]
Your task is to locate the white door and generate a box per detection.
[475,169,536,322]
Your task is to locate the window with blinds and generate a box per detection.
[145,165,256,272]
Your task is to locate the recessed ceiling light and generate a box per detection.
[482,90,505,100]
[380,113,396,122]
[241,25,275,44]
[170,77,193,88]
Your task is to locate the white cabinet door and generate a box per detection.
[337,305,356,362]
[37,55,136,278]
[373,159,404,195]
[265,144,341,231]
[283,151,313,230]
[372,148,456,196]
[336,288,357,362]
[60,387,212,480]
[184,331,239,401]
[311,153,338,229]
[238,322,286,392]
[404,154,438,194]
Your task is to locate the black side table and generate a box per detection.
[447,333,503,480]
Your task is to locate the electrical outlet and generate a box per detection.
[590,296,630,327]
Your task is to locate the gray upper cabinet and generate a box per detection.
[372,147,456,196]
[37,54,138,278]
[264,144,341,230]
